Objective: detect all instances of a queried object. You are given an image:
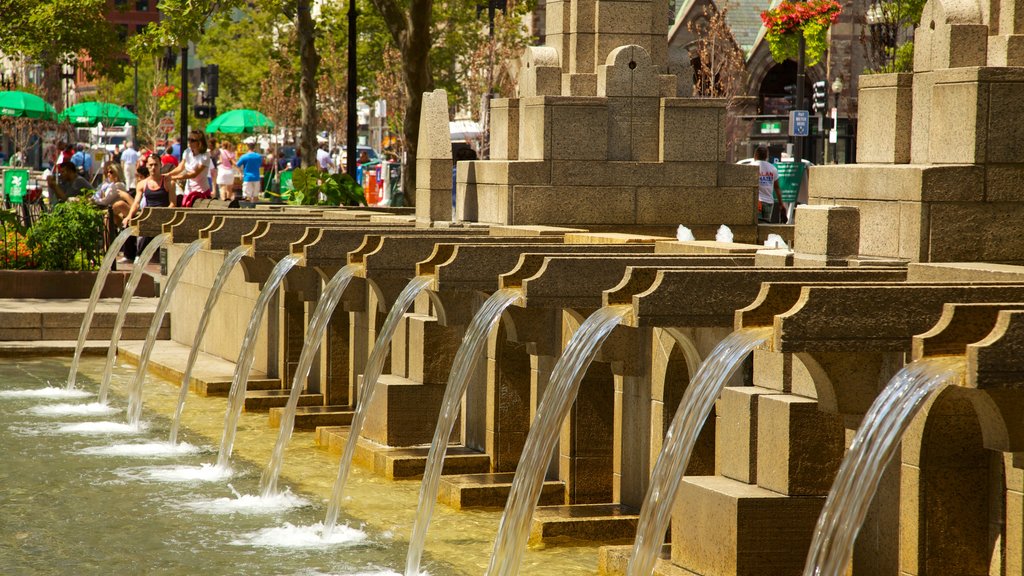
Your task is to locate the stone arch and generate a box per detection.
[902,385,1006,575]
[650,328,713,476]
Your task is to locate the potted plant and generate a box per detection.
[761,0,843,66]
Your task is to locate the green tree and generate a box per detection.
[0,0,126,81]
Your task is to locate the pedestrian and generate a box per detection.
[169,137,182,161]
[215,140,237,201]
[70,144,93,178]
[165,130,212,207]
[236,146,264,202]
[121,141,139,190]
[316,143,335,172]
[755,146,783,223]
[10,148,25,167]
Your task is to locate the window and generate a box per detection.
[136,0,149,11]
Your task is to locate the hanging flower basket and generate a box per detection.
[761,0,843,66]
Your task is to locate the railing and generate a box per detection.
[0,198,108,272]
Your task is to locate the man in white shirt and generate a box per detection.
[755,146,782,223]
[121,142,140,189]
[316,145,334,172]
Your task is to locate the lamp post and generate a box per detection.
[831,76,843,164]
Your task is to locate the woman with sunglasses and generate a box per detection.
[165,129,212,207]
[122,151,175,263]
[94,161,136,227]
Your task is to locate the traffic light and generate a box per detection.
[812,81,828,114]
[783,84,797,108]
[194,105,213,119]
[205,64,219,99]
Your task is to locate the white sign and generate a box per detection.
[829,107,838,143]
[789,110,810,137]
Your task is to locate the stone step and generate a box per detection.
[0,297,166,341]
[243,389,322,411]
[269,405,354,429]
[313,426,491,480]
[530,504,640,545]
[439,472,565,509]
[191,378,280,397]
[373,445,491,479]
[597,544,683,576]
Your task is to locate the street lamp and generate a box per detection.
[831,76,844,164]
[196,81,207,105]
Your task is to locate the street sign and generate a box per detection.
[158,116,176,134]
[775,162,805,203]
[789,110,810,137]
[829,107,839,143]
[760,121,782,134]
[3,169,29,204]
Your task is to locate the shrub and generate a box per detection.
[26,200,105,270]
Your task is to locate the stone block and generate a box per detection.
[562,73,599,96]
[986,81,1024,163]
[519,98,552,161]
[661,99,726,162]
[672,476,826,576]
[756,395,845,496]
[717,386,780,483]
[911,71,936,164]
[535,66,563,97]
[928,202,1024,262]
[659,74,677,97]
[415,186,453,223]
[793,205,860,257]
[489,99,520,160]
[511,185,634,225]
[470,183,510,224]
[407,314,463,384]
[856,73,913,164]
[361,375,447,446]
[551,102,609,160]
[416,157,454,191]
[929,79,988,164]
[986,164,1024,201]
[595,1,653,35]
[718,163,758,188]
[571,32,597,73]
[417,89,453,159]
[637,187,756,226]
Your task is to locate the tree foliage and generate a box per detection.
[0,0,126,81]
[863,0,926,73]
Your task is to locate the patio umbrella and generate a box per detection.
[205,109,275,134]
[59,101,138,127]
[0,90,57,120]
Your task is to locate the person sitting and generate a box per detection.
[94,161,135,227]
[46,161,91,206]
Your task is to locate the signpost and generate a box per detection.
[158,116,175,134]
[775,162,805,204]
[788,110,810,137]
[3,169,29,204]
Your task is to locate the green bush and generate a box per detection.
[289,168,367,207]
[27,200,105,270]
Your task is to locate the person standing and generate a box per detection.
[236,147,264,202]
[316,144,335,172]
[165,130,212,207]
[755,146,783,223]
[70,144,93,178]
[215,141,237,200]
[124,152,175,262]
[121,141,139,190]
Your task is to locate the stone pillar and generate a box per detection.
[487,321,534,471]
[276,288,306,388]
[320,303,351,406]
[414,89,454,224]
[560,360,616,504]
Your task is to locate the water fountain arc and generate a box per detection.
[487,304,632,576]
[168,244,251,445]
[215,253,302,468]
[125,238,206,426]
[97,233,170,405]
[321,274,434,535]
[66,227,135,390]
[259,263,361,497]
